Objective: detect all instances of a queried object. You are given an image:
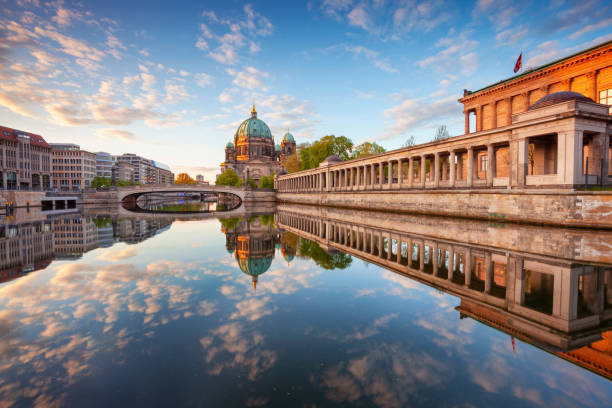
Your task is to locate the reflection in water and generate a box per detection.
[0,205,611,406]
[126,192,241,213]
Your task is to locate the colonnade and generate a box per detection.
[277,142,505,192]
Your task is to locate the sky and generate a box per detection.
[1,0,611,181]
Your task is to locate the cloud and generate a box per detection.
[331,43,398,73]
[164,82,190,104]
[195,72,213,87]
[382,95,459,139]
[226,66,269,90]
[34,26,105,61]
[568,17,612,39]
[495,26,528,46]
[524,40,561,67]
[347,6,370,31]
[198,4,273,65]
[473,0,518,30]
[95,128,135,142]
[416,33,478,76]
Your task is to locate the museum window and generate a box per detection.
[600,89,612,113]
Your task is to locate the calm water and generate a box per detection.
[1,205,611,407]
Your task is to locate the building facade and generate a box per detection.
[278,40,612,192]
[114,160,135,183]
[95,152,114,178]
[221,105,296,184]
[51,144,96,191]
[115,154,174,184]
[0,126,52,190]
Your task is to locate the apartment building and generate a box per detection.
[115,153,174,184]
[95,152,114,178]
[51,144,96,191]
[0,126,52,190]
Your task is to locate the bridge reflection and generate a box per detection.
[274,204,612,379]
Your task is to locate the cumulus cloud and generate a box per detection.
[226,66,269,90]
[382,95,459,139]
[416,33,478,76]
[472,0,518,30]
[195,72,213,87]
[330,43,398,73]
[197,4,273,65]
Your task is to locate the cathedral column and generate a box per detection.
[378,163,384,189]
[398,159,404,187]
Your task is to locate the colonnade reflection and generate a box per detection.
[275,205,612,379]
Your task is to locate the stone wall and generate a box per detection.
[277,189,612,229]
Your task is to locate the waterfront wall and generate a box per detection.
[0,191,46,208]
[276,189,612,229]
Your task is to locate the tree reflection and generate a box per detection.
[298,238,352,270]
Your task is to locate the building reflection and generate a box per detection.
[221,215,281,290]
[0,209,172,282]
[275,204,612,380]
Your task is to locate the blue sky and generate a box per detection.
[1,0,611,180]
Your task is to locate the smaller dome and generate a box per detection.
[275,144,281,151]
[226,142,234,148]
[283,132,294,142]
[321,155,342,164]
[529,91,594,111]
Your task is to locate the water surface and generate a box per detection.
[0,207,611,407]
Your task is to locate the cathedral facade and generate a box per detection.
[220,105,296,184]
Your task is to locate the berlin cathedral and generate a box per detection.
[220,105,296,184]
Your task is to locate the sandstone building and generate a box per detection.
[0,126,52,190]
[221,105,296,184]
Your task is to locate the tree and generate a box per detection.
[283,152,300,173]
[216,169,243,186]
[175,173,196,184]
[258,172,275,189]
[351,142,385,159]
[247,177,257,189]
[432,125,450,141]
[91,176,111,189]
[403,135,416,147]
[298,135,354,170]
[298,238,352,270]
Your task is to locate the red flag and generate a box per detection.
[513,53,522,73]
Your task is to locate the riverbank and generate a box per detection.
[276,189,612,229]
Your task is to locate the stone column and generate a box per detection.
[421,155,426,188]
[370,164,375,189]
[419,241,425,271]
[432,242,439,276]
[379,163,384,189]
[387,161,393,189]
[476,105,483,132]
[465,249,472,287]
[407,158,413,188]
[434,152,440,188]
[484,252,492,293]
[464,110,470,134]
[447,246,454,281]
[398,159,404,187]
[592,133,609,185]
[326,170,330,191]
[449,151,456,187]
[467,148,474,187]
[506,97,512,126]
[487,144,495,186]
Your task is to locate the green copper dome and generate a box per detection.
[283,132,294,142]
[237,256,273,277]
[234,105,273,141]
[275,144,281,151]
[226,142,234,148]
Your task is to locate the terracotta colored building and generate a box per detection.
[51,143,97,191]
[0,126,52,190]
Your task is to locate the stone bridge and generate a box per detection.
[114,184,246,203]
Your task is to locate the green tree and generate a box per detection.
[298,135,354,170]
[216,169,243,186]
[258,172,275,189]
[298,238,352,270]
[351,142,386,159]
[91,176,111,189]
[218,217,242,231]
[116,179,132,187]
[247,178,257,188]
[432,125,450,141]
